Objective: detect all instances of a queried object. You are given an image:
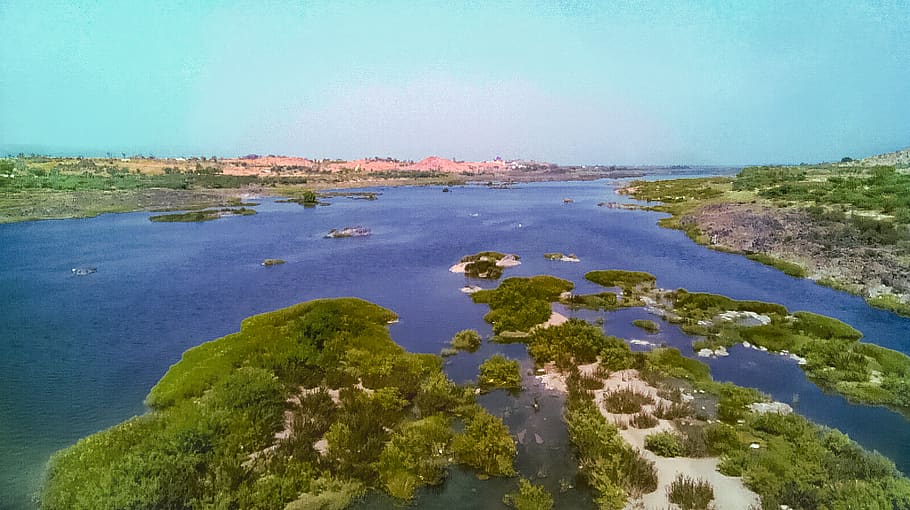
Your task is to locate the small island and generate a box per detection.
[544,252,580,262]
[261,258,286,266]
[325,226,371,238]
[148,207,256,222]
[449,251,521,279]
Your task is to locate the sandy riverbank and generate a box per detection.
[537,364,759,509]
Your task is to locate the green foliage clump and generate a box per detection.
[528,318,630,370]
[564,372,657,508]
[472,275,574,333]
[450,329,482,351]
[585,270,656,292]
[644,431,685,457]
[503,478,554,510]
[746,253,807,277]
[632,319,660,333]
[42,298,480,509]
[458,251,516,279]
[477,354,522,393]
[718,411,910,509]
[673,290,788,318]
[866,293,910,317]
[666,474,714,510]
[630,412,658,428]
[452,407,517,477]
[645,348,711,382]
[149,207,256,222]
[563,291,619,310]
[793,311,862,340]
[602,387,654,414]
[375,415,453,500]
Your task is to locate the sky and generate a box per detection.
[1,1,909,165]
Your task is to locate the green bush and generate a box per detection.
[585,270,656,292]
[503,478,554,510]
[644,431,685,457]
[452,408,516,477]
[472,276,573,333]
[451,329,482,351]
[666,474,714,510]
[602,387,654,414]
[477,354,522,393]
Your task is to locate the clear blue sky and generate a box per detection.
[1,1,908,165]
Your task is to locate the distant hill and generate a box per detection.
[860,147,910,166]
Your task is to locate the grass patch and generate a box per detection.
[746,253,807,277]
[632,319,660,333]
[866,293,910,317]
[562,291,619,311]
[644,431,685,457]
[585,270,656,292]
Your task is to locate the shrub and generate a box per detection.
[630,412,658,429]
[667,474,714,510]
[452,408,516,477]
[502,478,554,510]
[477,354,522,393]
[602,387,653,414]
[451,329,482,351]
[644,431,685,457]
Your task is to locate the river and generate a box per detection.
[2,174,909,509]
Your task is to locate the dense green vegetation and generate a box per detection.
[528,319,631,370]
[0,160,256,192]
[471,275,574,333]
[457,251,517,279]
[585,270,656,292]
[667,288,910,410]
[42,299,516,509]
[561,291,619,311]
[148,207,256,222]
[502,478,554,510]
[719,412,910,509]
[745,253,807,277]
[477,354,522,393]
[736,165,910,224]
[564,369,658,509]
[450,329,482,352]
[632,319,660,333]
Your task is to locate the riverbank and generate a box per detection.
[620,161,910,316]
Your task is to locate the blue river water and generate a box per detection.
[2,176,909,509]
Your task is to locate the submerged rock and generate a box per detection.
[325,227,371,238]
[71,267,97,276]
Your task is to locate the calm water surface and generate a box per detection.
[2,176,909,509]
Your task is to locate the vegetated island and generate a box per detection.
[619,147,910,316]
[467,272,910,509]
[148,207,256,222]
[575,269,910,414]
[0,154,662,224]
[450,251,521,279]
[41,298,518,509]
[262,259,286,266]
